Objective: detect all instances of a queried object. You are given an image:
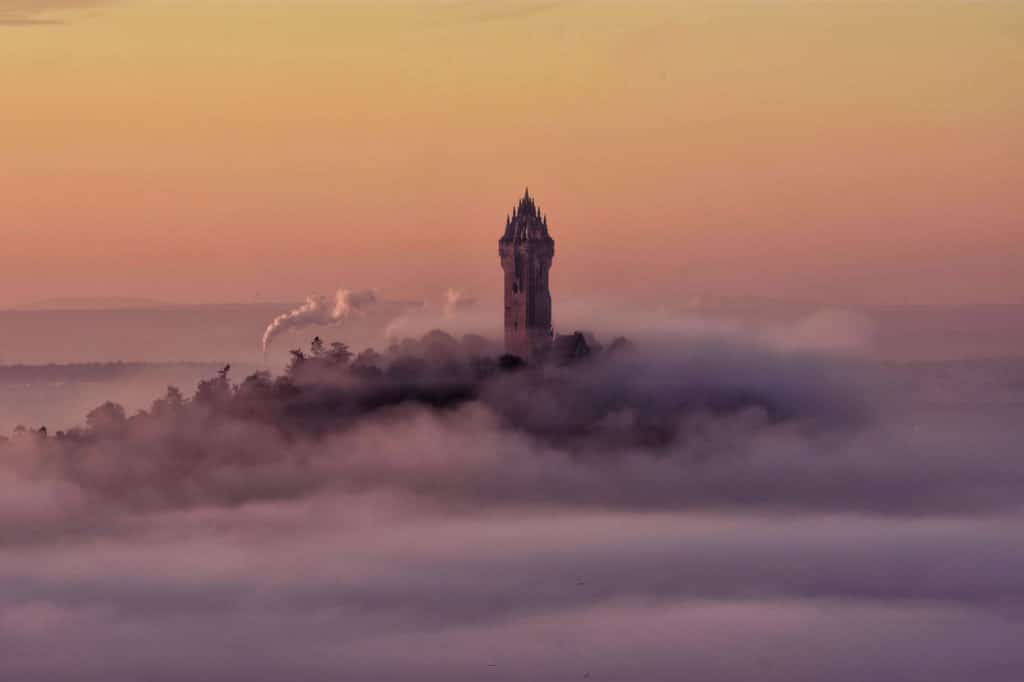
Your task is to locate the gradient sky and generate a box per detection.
[1,0,1021,308]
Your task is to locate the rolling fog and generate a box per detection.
[1,300,1023,680]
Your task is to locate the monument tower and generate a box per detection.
[499,189,555,361]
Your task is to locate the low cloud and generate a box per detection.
[6,326,1021,539]
[3,509,1024,681]
[3,323,1023,680]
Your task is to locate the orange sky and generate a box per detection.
[1,0,1021,307]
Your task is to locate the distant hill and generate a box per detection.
[1,299,1020,365]
[0,300,424,366]
[0,362,232,385]
[14,297,177,311]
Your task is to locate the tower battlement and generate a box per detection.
[499,189,555,361]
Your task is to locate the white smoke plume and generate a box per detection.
[385,289,478,340]
[262,289,377,353]
[443,288,477,319]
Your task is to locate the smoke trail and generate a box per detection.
[385,289,475,340]
[443,288,476,319]
[262,289,377,353]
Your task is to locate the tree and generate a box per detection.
[150,385,186,418]
[499,354,525,371]
[86,402,127,434]
[195,367,232,406]
[166,385,185,405]
[310,336,325,358]
[286,349,306,376]
[327,341,353,366]
[351,348,383,378]
[233,371,276,419]
[235,371,274,400]
[352,348,382,369]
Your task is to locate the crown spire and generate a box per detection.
[502,187,552,242]
[499,188,555,363]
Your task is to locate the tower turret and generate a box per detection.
[499,188,555,361]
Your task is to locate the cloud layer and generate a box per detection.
[3,327,1023,680]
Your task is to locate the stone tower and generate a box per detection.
[499,189,555,361]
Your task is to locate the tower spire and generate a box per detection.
[499,188,555,362]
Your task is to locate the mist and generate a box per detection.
[2,309,1023,681]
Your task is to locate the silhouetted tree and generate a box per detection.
[327,342,353,366]
[232,371,277,420]
[499,354,525,371]
[195,367,232,406]
[86,402,127,435]
[351,348,383,379]
[287,349,306,376]
[352,348,382,369]
[310,336,325,358]
[150,385,186,419]
[421,330,459,360]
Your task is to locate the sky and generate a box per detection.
[3,6,1024,677]
[1,0,1021,308]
